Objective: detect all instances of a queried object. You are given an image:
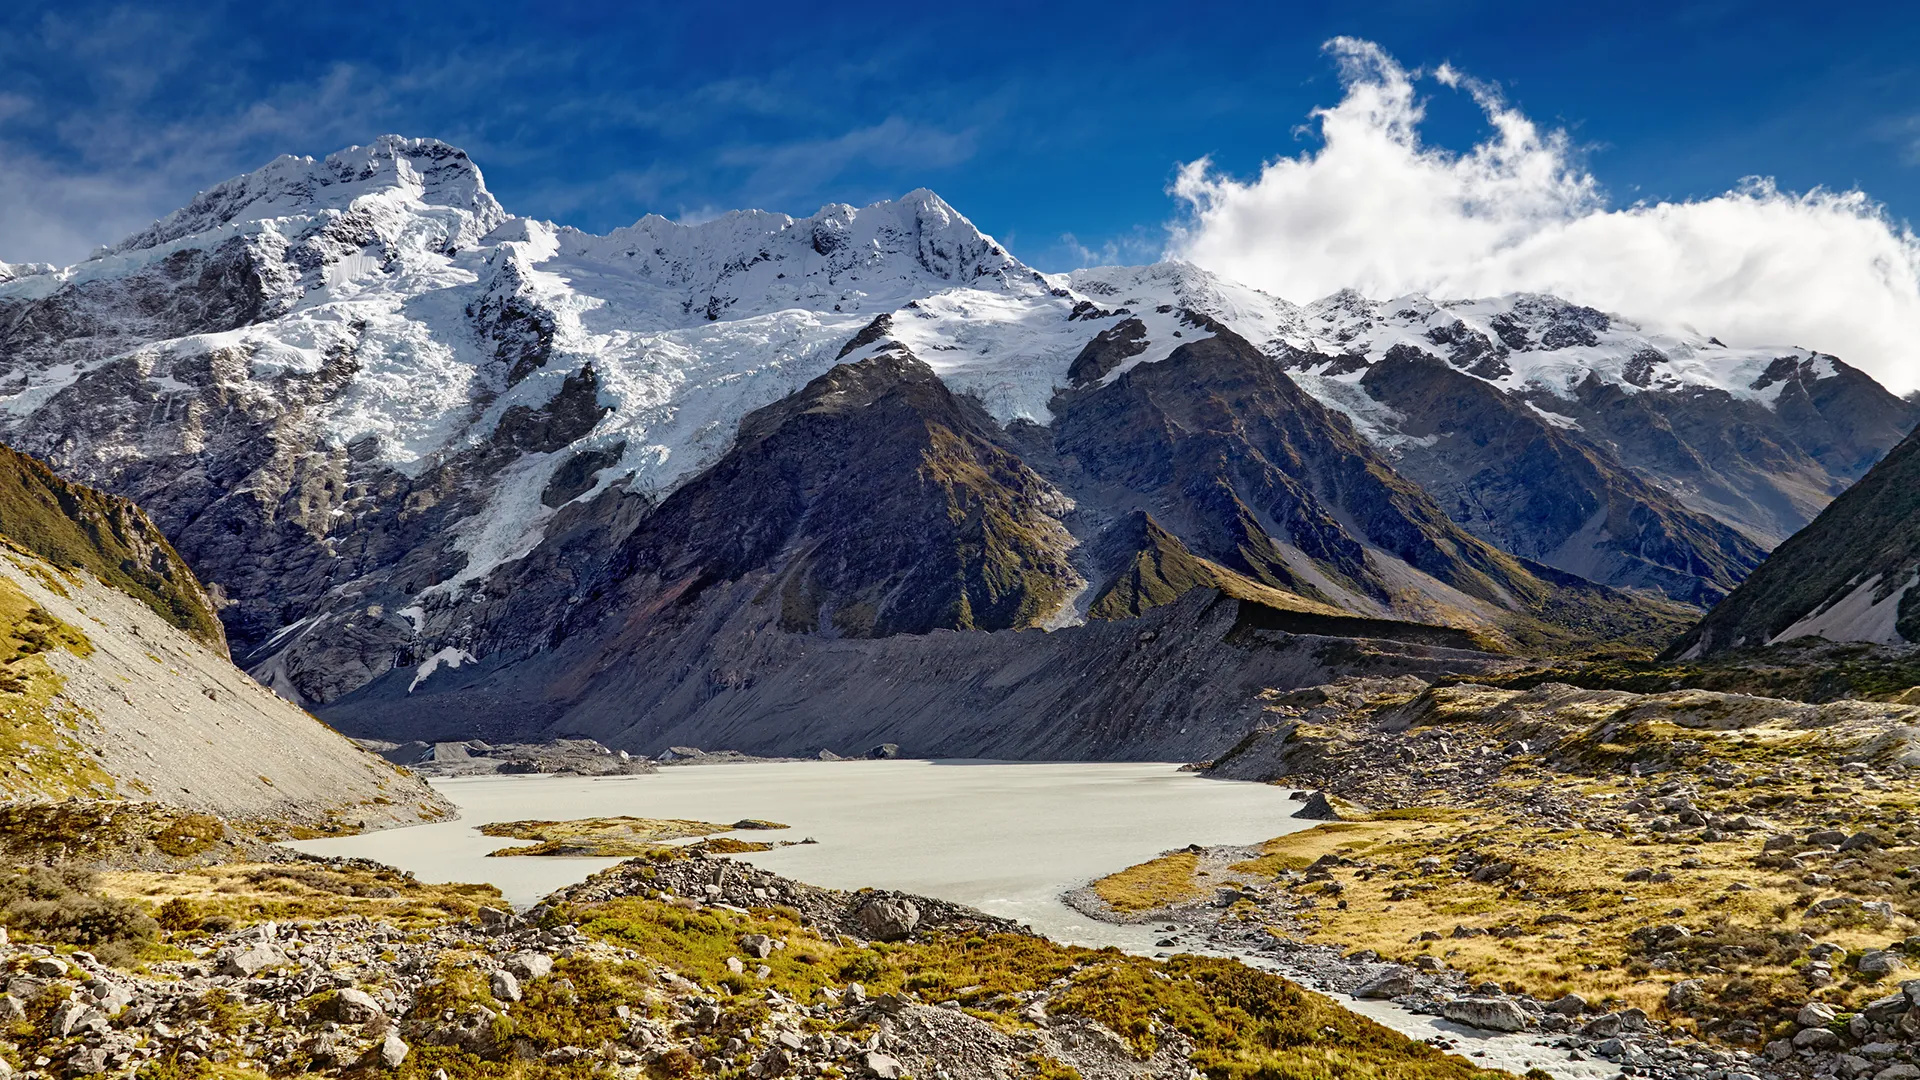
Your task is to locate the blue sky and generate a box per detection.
[0,0,1915,273]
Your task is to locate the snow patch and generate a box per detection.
[1769,572,1918,647]
[409,646,477,693]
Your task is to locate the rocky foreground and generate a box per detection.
[1,848,1521,1080]
[1079,677,1920,1080]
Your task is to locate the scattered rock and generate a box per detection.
[855,897,920,942]
[379,1032,409,1069]
[219,942,289,977]
[1353,971,1418,1000]
[1440,997,1528,1032]
[316,987,384,1023]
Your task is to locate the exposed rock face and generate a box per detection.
[1047,329,1692,648]
[1354,349,1768,605]
[593,347,1081,637]
[1675,423,1920,656]
[1261,288,1919,557]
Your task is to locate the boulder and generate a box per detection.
[855,897,920,942]
[220,943,289,977]
[379,1033,410,1069]
[1794,1028,1842,1050]
[506,952,553,980]
[1470,861,1515,884]
[1666,979,1706,1010]
[740,934,775,959]
[28,957,69,978]
[489,970,521,1003]
[316,987,384,1024]
[866,743,900,760]
[1293,791,1341,821]
[1797,1002,1838,1027]
[1441,997,1529,1032]
[1581,1014,1624,1038]
[1548,993,1587,1016]
[864,1052,905,1080]
[1860,950,1907,976]
[1353,971,1418,1000]
[1863,993,1908,1020]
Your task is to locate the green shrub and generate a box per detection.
[0,865,158,965]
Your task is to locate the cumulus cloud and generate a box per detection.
[1168,38,1920,393]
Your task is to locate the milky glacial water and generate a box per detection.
[286,761,1609,1079]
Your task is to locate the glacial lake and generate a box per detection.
[288,760,1609,1080]
[285,760,1310,941]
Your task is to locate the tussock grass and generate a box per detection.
[1229,814,1917,1023]
[98,862,503,930]
[480,816,781,857]
[1092,850,1209,912]
[0,575,112,801]
[572,896,1510,1080]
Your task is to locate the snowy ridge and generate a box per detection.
[0,135,1902,705]
[1279,290,1833,408]
[109,136,505,258]
[0,260,54,285]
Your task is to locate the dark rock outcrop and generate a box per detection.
[1674,423,1920,656]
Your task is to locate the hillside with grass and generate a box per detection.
[0,443,449,830]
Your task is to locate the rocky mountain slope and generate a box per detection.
[0,443,446,827]
[1673,423,1920,656]
[0,137,1909,751]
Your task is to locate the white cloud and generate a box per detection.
[1058,226,1161,269]
[1168,38,1920,394]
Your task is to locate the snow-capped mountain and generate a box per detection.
[0,136,1910,750]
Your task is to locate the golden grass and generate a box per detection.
[0,574,113,801]
[574,896,1511,1080]
[480,816,785,857]
[98,862,503,929]
[1228,814,1917,1023]
[1092,850,1209,912]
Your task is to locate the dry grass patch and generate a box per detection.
[98,862,503,930]
[1092,850,1209,912]
[1235,816,1918,1025]
[480,816,785,857]
[0,575,112,801]
[575,896,1512,1080]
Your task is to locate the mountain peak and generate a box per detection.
[550,187,1036,329]
[106,135,504,258]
